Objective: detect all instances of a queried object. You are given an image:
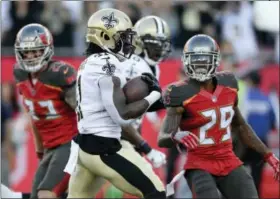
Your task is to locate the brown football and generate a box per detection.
[123,76,150,103]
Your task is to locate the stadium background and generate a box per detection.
[1,1,279,198]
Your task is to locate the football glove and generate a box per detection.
[141,72,162,93]
[264,152,279,181]
[171,131,199,149]
[146,149,167,168]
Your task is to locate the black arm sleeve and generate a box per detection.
[147,98,165,112]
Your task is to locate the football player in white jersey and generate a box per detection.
[67,9,166,199]
[120,16,172,166]
[133,16,171,129]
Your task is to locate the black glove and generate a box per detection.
[141,72,162,93]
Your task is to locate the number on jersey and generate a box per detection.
[199,105,235,145]
[24,99,59,120]
[76,74,83,121]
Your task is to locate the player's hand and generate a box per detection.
[265,152,279,181]
[36,151,44,160]
[146,149,166,168]
[141,72,162,93]
[171,131,199,149]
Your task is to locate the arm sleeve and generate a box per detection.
[98,76,133,126]
[163,85,184,107]
[147,98,165,112]
[57,64,77,89]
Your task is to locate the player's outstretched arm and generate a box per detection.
[111,76,160,119]
[122,125,167,168]
[232,106,280,181]
[231,106,270,156]
[158,107,184,148]
[121,125,146,147]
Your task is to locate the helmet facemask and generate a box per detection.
[15,46,53,73]
[141,35,171,65]
[111,28,136,61]
[183,52,220,82]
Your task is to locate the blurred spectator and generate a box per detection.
[175,2,219,48]
[115,2,141,25]
[2,83,20,115]
[241,70,276,195]
[140,0,180,42]
[1,102,14,186]
[2,1,44,46]
[219,2,259,63]
[40,1,74,47]
[1,83,19,186]
[219,40,237,72]
[253,1,280,63]
[1,1,12,42]
[1,83,21,186]
[72,1,100,55]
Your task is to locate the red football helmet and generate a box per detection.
[14,23,54,73]
[182,34,220,82]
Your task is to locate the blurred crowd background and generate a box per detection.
[1,1,279,198]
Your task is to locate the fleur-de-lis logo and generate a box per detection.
[101,12,119,30]
[102,57,116,75]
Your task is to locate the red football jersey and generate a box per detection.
[14,60,78,148]
[164,72,243,176]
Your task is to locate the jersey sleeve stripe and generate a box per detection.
[183,94,197,106]
[44,84,63,92]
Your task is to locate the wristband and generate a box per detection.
[138,141,152,154]
[144,91,161,106]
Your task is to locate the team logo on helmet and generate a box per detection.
[102,57,116,75]
[101,12,119,30]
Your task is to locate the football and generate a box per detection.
[123,76,150,103]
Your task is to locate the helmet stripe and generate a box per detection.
[153,18,159,34]
[154,17,163,34]
[161,19,165,34]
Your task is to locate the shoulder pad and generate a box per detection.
[216,71,238,91]
[13,64,29,83]
[122,55,153,79]
[84,53,122,75]
[41,60,77,88]
[163,79,200,107]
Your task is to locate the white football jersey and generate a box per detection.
[122,54,160,80]
[76,53,127,139]
[121,54,161,129]
[122,54,152,79]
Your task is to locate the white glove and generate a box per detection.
[146,149,166,168]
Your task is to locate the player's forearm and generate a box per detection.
[232,106,270,156]
[64,84,76,110]
[119,91,161,120]
[158,115,181,148]
[121,124,144,146]
[121,100,150,119]
[234,124,270,156]
[158,132,174,148]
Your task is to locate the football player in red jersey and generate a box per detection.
[158,34,279,198]
[14,24,77,198]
